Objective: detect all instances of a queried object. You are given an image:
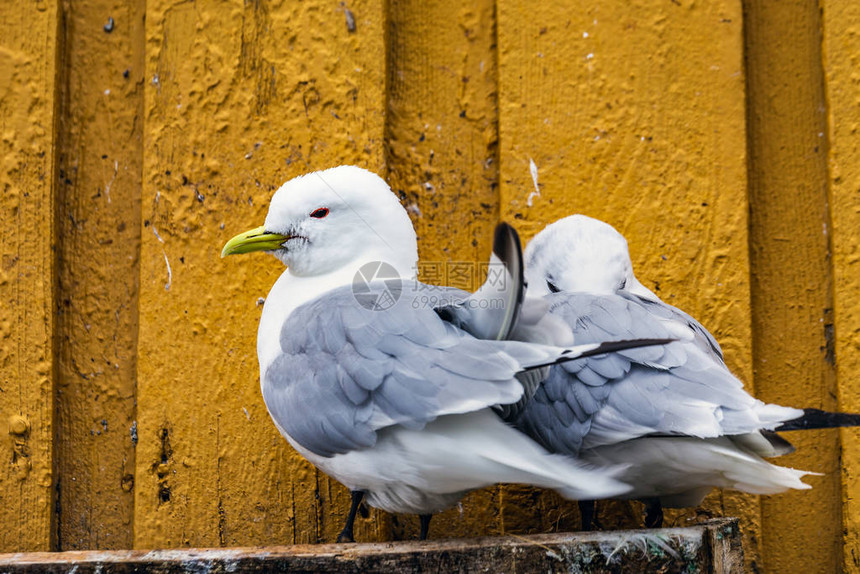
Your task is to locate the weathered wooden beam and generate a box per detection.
[742,2,842,573]
[54,0,145,551]
[0,518,743,573]
[0,0,63,553]
[821,0,860,569]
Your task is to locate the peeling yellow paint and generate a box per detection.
[822,2,860,572]
[134,0,389,548]
[0,0,62,553]
[0,2,59,551]
[745,2,843,573]
[53,0,145,551]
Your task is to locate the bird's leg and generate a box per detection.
[418,514,433,541]
[578,500,597,531]
[336,490,365,543]
[643,498,663,529]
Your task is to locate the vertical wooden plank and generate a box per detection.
[135,0,388,548]
[54,0,145,550]
[385,0,499,262]
[384,0,500,539]
[0,1,62,552]
[821,2,860,571]
[743,2,842,573]
[496,0,761,566]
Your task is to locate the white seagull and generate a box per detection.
[221,167,667,542]
[515,214,852,529]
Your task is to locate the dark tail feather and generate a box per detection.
[522,338,675,371]
[491,222,525,340]
[433,222,524,341]
[759,430,796,456]
[776,408,860,431]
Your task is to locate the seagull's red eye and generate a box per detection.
[310,207,329,219]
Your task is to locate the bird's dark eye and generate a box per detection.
[546,280,561,293]
[310,207,329,219]
[619,278,627,290]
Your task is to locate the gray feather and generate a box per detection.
[264,282,539,458]
[512,291,793,457]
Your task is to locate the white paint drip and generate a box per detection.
[104,160,118,203]
[153,225,171,290]
[527,158,541,207]
[162,249,172,291]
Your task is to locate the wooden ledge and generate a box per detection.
[0,518,743,573]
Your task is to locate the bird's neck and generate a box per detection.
[257,250,417,376]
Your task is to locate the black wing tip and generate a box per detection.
[492,222,525,339]
[521,338,676,372]
[581,338,676,356]
[494,221,517,242]
[759,430,797,456]
[776,408,860,431]
[493,222,523,264]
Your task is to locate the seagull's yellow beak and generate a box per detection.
[221,226,291,258]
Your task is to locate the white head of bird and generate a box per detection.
[524,214,658,301]
[223,165,418,278]
[222,166,420,372]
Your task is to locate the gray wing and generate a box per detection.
[263,282,529,458]
[512,292,775,456]
[634,295,724,362]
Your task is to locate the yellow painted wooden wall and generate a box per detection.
[1,1,859,572]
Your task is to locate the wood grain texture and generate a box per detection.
[0,518,745,574]
[134,0,388,548]
[743,2,843,573]
[54,0,145,551]
[384,0,501,540]
[0,0,62,552]
[495,0,762,567]
[385,0,500,264]
[821,1,860,571]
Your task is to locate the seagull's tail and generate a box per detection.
[410,410,632,501]
[775,408,860,431]
[584,436,814,506]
